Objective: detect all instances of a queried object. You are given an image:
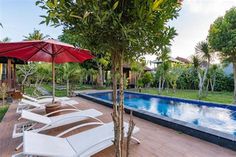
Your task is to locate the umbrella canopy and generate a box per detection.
[0,39,93,63]
[0,39,94,102]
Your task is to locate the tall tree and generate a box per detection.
[208,7,236,103]
[167,65,183,93]
[194,41,212,98]
[36,0,181,156]
[59,30,109,87]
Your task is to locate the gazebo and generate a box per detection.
[0,57,26,90]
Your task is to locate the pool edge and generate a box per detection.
[77,92,236,151]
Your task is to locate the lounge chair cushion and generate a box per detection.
[20,99,41,108]
[24,131,76,157]
[67,122,139,156]
[23,122,139,157]
[22,110,51,125]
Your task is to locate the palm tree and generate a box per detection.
[62,63,81,96]
[18,30,49,93]
[157,47,171,93]
[193,41,213,98]
[195,41,212,69]
[24,29,49,40]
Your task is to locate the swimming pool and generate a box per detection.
[88,91,236,136]
[78,91,236,150]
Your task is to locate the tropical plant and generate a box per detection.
[156,47,171,93]
[167,66,183,93]
[59,31,109,87]
[61,63,81,96]
[0,83,7,106]
[130,57,146,88]
[17,63,37,88]
[194,41,213,98]
[208,7,236,103]
[207,64,218,92]
[24,29,49,40]
[36,0,181,156]
[141,72,154,88]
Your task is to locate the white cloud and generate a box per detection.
[169,0,236,60]
[185,0,236,15]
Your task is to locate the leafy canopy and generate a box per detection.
[208,7,236,62]
[36,0,181,58]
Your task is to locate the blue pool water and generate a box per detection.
[88,92,236,136]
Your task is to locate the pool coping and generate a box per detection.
[77,91,236,151]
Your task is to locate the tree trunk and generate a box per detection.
[118,52,124,155]
[233,62,236,104]
[162,78,165,90]
[198,71,203,98]
[205,79,209,97]
[210,79,213,92]
[66,79,69,96]
[97,64,103,87]
[212,75,216,92]
[111,52,121,157]
[126,111,135,157]
[158,76,162,94]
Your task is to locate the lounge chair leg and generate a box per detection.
[131,136,141,144]
[15,142,23,151]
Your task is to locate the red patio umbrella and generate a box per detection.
[0,39,94,102]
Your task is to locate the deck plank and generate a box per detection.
[0,97,236,157]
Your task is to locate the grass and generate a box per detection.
[0,105,9,122]
[24,86,35,96]
[129,88,234,104]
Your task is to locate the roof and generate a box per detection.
[175,57,191,64]
[0,57,26,64]
[123,63,152,71]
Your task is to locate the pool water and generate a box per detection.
[88,92,236,136]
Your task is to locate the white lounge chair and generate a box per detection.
[12,122,140,157]
[22,94,71,104]
[13,108,103,138]
[13,108,103,150]
[17,99,78,113]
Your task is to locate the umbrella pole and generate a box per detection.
[52,58,55,103]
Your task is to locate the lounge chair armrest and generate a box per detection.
[56,122,104,137]
[44,108,81,116]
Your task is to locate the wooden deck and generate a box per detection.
[1,97,236,157]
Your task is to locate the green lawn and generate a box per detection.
[129,88,234,104]
[0,105,9,122]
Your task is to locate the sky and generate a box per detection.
[1,0,236,61]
